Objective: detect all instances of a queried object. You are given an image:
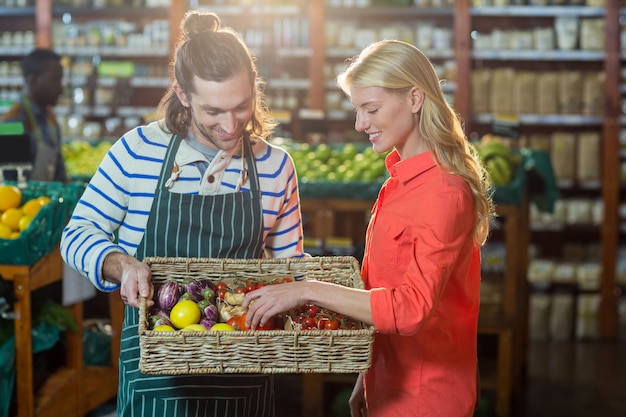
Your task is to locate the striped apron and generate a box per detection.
[117,134,274,417]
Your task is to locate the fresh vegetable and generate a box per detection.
[200,317,217,330]
[169,299,201,329]
[156,280,180,310]
[181,323,207,332]
[149,309,173,328]
[154,324,176,332]
[183,278,216,303]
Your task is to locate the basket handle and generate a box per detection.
[138,296,148,332]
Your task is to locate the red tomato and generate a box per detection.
[240,312,276,331]
[304,304,319,316]
[317,317,330,330]
[234,285,247,294]
[215,282,228,291]
[324,318,341,330]
[227,316,241,330]
[216,288,227,300]
[245,282,259,293]
[302,317,317,330]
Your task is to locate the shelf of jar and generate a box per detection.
[196,4,303,16]
[470,5,606,17]
[54,45,169,57]
[472,113,604,126]
[326,46,454,59]
[472,49,605,61]
[55,104,156,118]
[0,6,35,16]
[328,5,455,16]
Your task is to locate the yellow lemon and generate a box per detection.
[1,208,24,231]
[0,223,11,239]
[9,231,20,239]
[0,185,21,212]
[37,196,51,205]
[21,199,44,217]
[181,324,207,332]
[153,324,176,332]
[210,323,236,332]
[169,299,201,329]
[18,214,33,232]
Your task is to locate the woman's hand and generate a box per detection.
[242,281,307,329]
[349,373,367,417]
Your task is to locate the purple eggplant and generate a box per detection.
[184,279,216,302]
[203,302,219,322]
[200,317,217,330]
[156,280,180,310]
[149,309,173,328]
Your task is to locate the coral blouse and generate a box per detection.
[363,150,481,417]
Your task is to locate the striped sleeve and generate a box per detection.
[60,124,167,291]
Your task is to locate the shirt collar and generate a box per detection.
[174,133,243,166]
[385,149,437,184]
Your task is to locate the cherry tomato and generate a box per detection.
[304,304,319,316]
[302,317,317,330]
[317,317,330,330]
[245,283,259,293]
[235,285,247,294]
[216,288,227,300]
[324,318,341,330]
[215,282,228,291]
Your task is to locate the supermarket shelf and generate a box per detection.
[471,49,605,61]
[471,6,606,17]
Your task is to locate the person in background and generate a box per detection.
[60,10,305,417]
[243,40,494,417]
[0,48,67,182]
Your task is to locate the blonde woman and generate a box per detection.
[244,40,494,417]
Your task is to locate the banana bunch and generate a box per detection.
[476,135,522,186]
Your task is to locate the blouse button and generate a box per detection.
[207,175,215,183]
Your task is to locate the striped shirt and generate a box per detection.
[60,121,305,292]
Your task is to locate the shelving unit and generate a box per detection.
[0,246,122,417]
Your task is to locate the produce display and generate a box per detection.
[285,141,388,183]
[148,275,361,332]
[0,184,50,239]
[61,140,113,180]
[474,134,522,186]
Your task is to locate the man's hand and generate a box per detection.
[103,252,154,308]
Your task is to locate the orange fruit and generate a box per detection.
[0,185,21,212]
[1,208,23,231]
[169,300,201,329]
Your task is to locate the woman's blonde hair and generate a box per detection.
[156,11,276,138]
[337,40,494,245]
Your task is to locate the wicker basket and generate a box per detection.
[138,256,375,375]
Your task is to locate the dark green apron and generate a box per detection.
[117,134,273,417]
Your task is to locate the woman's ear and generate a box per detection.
[409,86,424,114]
[173,83,190,107]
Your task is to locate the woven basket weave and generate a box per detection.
[138,256,375,375]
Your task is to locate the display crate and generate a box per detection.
[0,181,85,266]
